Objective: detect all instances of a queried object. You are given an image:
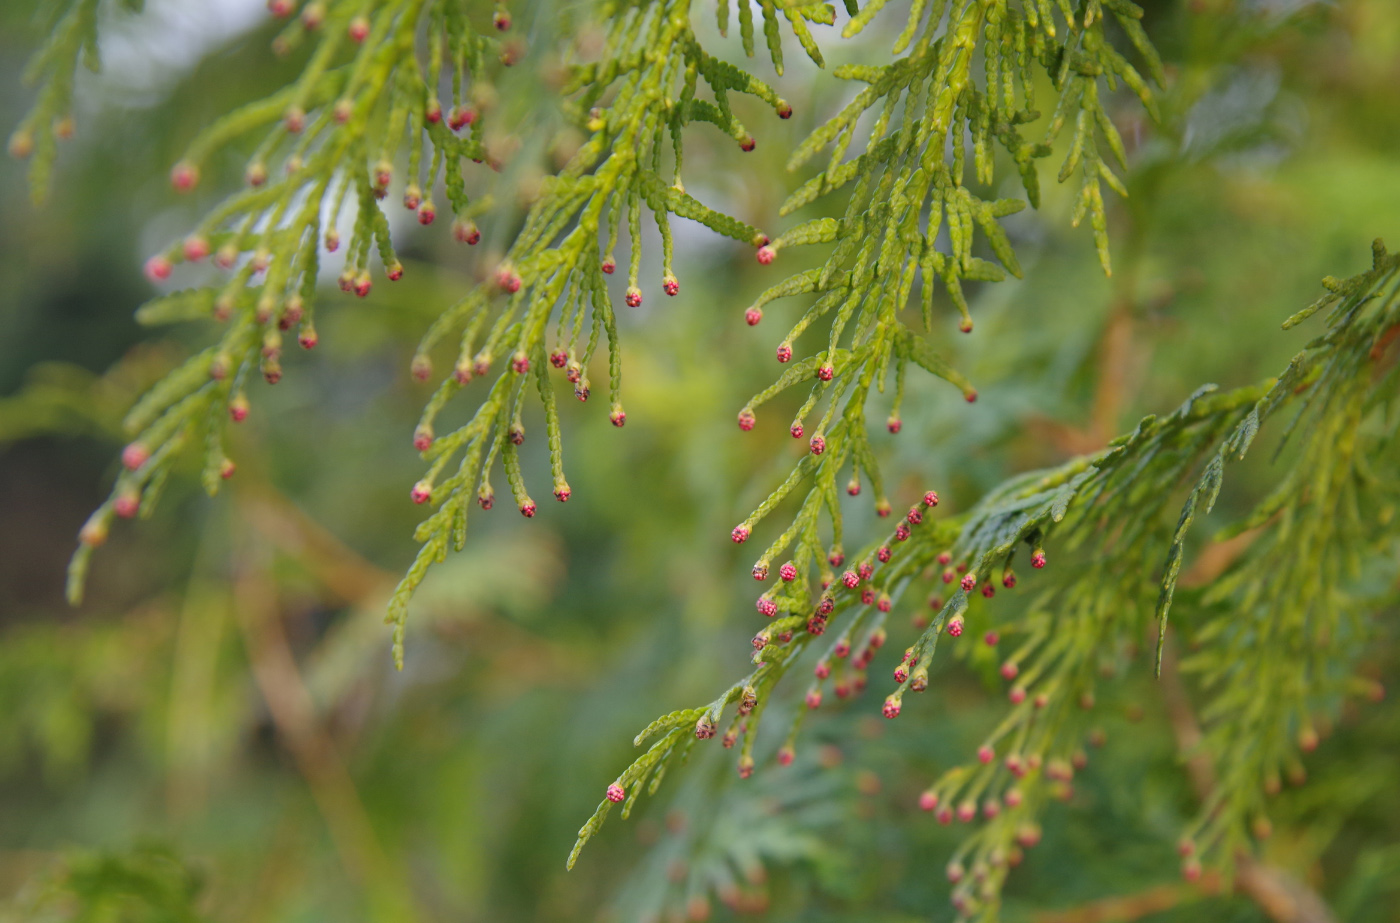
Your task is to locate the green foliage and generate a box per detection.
[26,0,1168,666]
[580,242,1400,918]
[723,0,1165,694]
[4,0,1400,921]
[4,845,206,923]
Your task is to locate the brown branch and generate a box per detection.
[1039,640,1338,923]
[1236,863,1338,923]
[1158,634,1338,923]
[1089,299,1144,445]
[240,489,395,605]
[231,526,422,921]
[1032,876,1218,923]
[242,486,587,692]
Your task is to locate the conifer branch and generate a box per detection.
[580,243,1400,919]
[728,0,1166,674]
[35,0,512,604]
[24,0,816,635]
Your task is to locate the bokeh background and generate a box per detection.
[1,0,1399,920]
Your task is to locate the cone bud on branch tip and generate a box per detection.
[453,219,481,245]
[79,516,108,547]
[121,444,149,470]
[9,130,34,159]
[695,714,716,739]
[448,106,476,131]
[114,491,138,519]
[144,256,172,283]
[170,162,198,192]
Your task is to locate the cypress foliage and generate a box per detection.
[5,0,1398,920]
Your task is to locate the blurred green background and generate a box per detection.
[1,0,1398,921]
